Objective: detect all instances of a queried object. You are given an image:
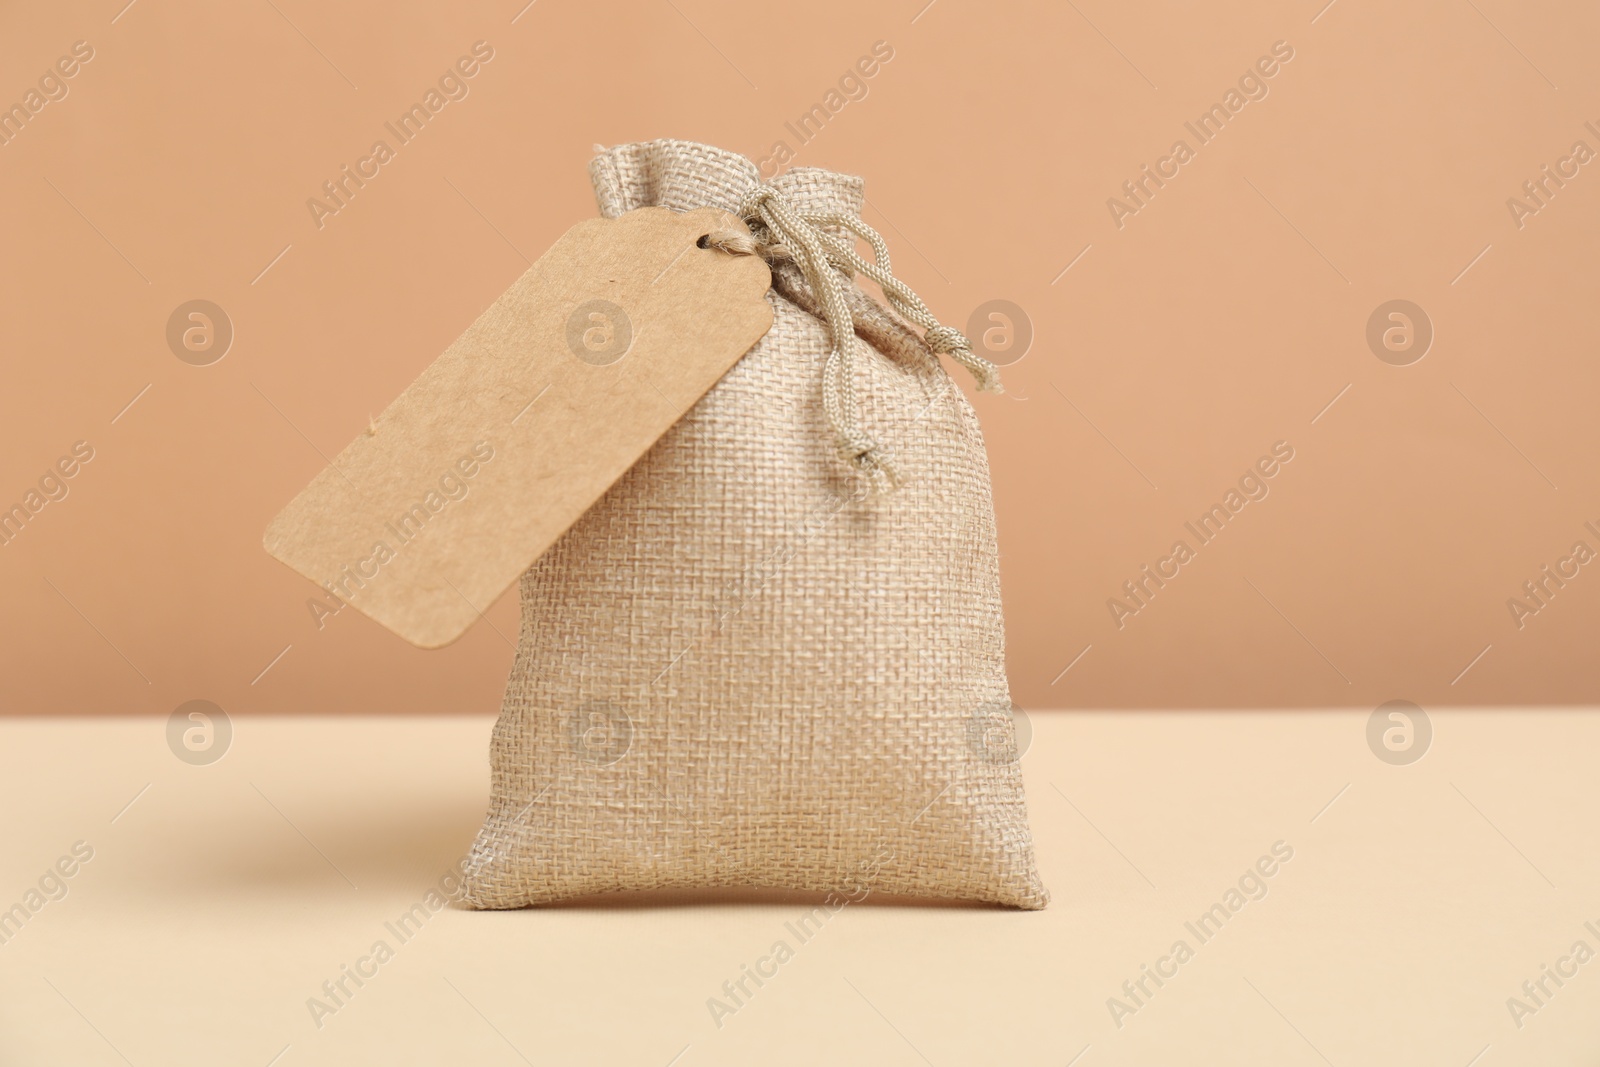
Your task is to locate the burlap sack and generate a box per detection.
[461,139,1047,909]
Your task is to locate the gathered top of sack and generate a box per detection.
[591,140,1001,491]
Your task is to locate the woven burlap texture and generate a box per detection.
[461,139,1048,909]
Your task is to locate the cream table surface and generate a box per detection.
[1,710,1596,1066]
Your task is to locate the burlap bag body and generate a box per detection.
[462,140,1047,909]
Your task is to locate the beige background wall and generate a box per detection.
[1,0,1595,714]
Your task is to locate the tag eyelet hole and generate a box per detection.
[695,234,711,249]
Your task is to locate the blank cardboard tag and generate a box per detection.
[263,206,773,648]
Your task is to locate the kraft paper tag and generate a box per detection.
[264,206,774,648]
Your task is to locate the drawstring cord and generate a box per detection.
[703,186,1002,491]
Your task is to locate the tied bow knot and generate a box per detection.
[704,185,1002,491]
